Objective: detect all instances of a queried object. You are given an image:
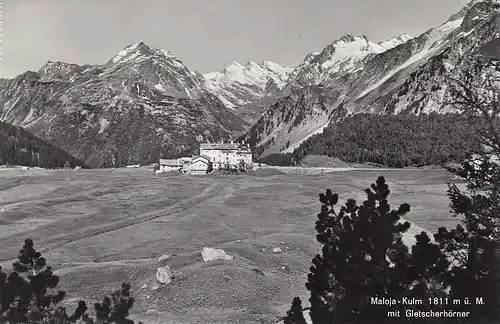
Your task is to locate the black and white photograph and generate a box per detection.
[0,0,499,323]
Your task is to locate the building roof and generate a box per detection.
[191,155,211,163]
[159,159,181,166]
[200,143,241,150]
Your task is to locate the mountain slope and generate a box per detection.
[203,33,411,123]
[0,120,88,168]
[0,42,248,168]
[240,0,500,158]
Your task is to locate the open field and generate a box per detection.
[0,167,464,324]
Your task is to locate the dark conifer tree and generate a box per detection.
[284,297,307,324]
[436,54,500,320]
[93,282,140,324]
[0,239,142,324]
[0,239,86,323]
[297,177,449,324]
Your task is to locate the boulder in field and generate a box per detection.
[156,265,174,284]
[157,254,170,262]
[272,247,282,253]
[201,247,234,262]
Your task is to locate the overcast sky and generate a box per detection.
[1,0,471,79]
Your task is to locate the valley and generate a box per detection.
[1,1,499,322]
[0,167,463,324]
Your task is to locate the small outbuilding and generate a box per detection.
[159,159,182,172]
[177,157,192,170]
[188,155,212,175]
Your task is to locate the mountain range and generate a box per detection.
[239,0,500,157]
[0,42,248,167]
[1,0,499,166]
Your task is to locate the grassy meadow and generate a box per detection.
[0,167,464,324]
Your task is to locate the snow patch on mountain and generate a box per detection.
[98,118,110,134]
[459,28,476,37]
[111,43,141,64]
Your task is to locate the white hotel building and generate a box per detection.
[199,142,253,170]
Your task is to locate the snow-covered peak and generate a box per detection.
[207,60,292,86]
[262,60,282,68]
[99,42,209,100]
[111,43,141,64]
[330,35,374,52]
[245,60,259,67]
[225,61,244,69]
[262,60,295,76]
[322,33,410,56]
[108,42,179,66]
[203,60,293,108]
[378,33,413,50]
[335,34,369,44]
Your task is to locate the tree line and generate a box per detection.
[257,112,483,167]
[0,121,88,169]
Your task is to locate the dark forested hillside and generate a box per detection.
[0,120,88,168]
[257,113,483,167]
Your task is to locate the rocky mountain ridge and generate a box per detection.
[284,33,413,90]
[1,0,497,166]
